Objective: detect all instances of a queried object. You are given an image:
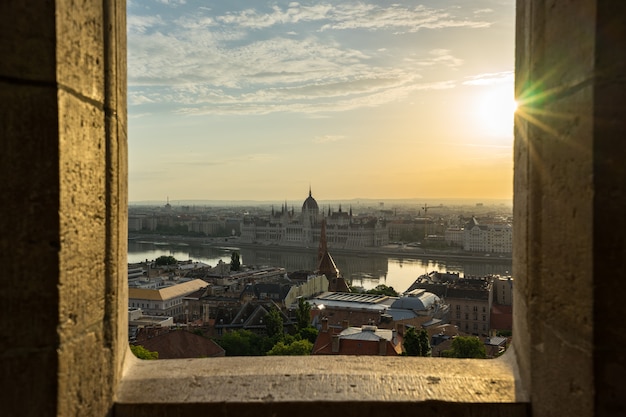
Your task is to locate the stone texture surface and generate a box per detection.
[116,353,527,416]
[56,0,105,102]
[514,1,626,416]
[0,1,126,416]
[58,88,107,337]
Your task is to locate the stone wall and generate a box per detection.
[0,1,127,416]
[513,1,626,416]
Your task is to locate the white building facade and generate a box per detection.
[462,218,512,254]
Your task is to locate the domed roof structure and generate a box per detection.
[390,292,441,311]
[302,187,319,212]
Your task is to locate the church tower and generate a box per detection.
[316,219,350,292]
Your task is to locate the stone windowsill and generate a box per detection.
[115,347,529,417]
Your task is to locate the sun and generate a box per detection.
[473,84,517,139]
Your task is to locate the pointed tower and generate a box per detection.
[316,219,350,292]
[317,219,328,264]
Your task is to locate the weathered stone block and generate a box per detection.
[56,0,105,102]
[57,331,113,417]
[58,89,107,336]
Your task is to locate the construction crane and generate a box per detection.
[422,204,429,239]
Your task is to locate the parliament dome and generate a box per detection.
[302,188,319,212]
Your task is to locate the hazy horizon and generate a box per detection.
[129,196,512,208]
[128,0,515,202]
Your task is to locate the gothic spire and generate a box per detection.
[317,218,327,264]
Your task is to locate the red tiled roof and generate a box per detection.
[137,329,225,359]
[490,304,513,331]
[312,326,402,356]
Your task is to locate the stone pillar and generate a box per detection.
[0,1,127,416]
[514,1,626,416]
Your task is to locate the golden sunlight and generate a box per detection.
[473,84,516,139]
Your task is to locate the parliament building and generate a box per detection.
[240,189,388,248]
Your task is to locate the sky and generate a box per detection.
[127,0,515,203]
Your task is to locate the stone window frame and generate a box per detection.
[6,1,623,416]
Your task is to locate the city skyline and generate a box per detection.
[128,0,515,203]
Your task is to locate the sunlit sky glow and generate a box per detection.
[128,0,515,203]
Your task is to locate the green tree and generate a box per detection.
[266,339,313,356]
[154,255,177,266]
[365,284,399,297]
[403,327,418,355]
[230,251,241,271]
[403,327,431,356]
[264,307,284,341]
[416,328,431,357]
[298,326,319,344]
[295,297,311,331]
[130,344,158,360]
[441,336,487,359]
[216,329,271,356]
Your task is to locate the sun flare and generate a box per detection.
[473,85,516,138]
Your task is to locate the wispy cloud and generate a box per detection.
[210,3,491,32]
[127,15,166,34]
[174,79,456,116]
[127,2,494,116]
[313,135,345,144]
[462,71,513,86]
[156,0,187,7]
[318,3,491,32]
[410,49,464,68]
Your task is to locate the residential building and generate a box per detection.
[128,279,209,320]
[407,271,495,336]
[309,290,448,333]
[312,318,403,356]
[463,217,513,253]
[444,227,465,247]
[446,277,493,336]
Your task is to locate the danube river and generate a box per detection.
[128,240,512,293]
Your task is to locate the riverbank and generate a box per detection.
[128,233,512,263]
